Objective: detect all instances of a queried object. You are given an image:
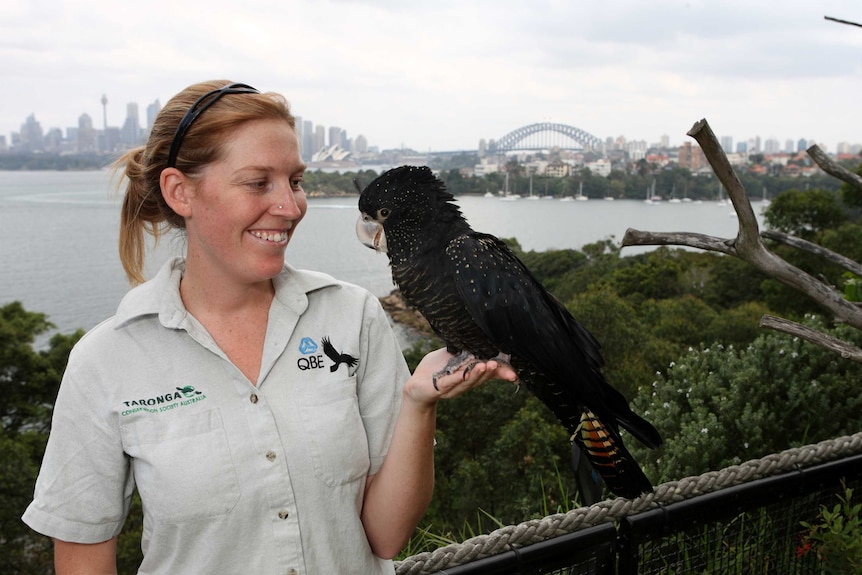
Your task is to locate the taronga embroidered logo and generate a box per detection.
[322,337,359,373]
[121,386,207,416]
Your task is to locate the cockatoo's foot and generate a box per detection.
[431,351,517,391]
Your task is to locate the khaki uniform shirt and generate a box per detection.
[24,258,409,574]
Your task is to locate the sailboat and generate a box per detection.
[559,179,575,201]
[575,181,588,201]
[668,183,681,203]
[499,172,520,200]
[717,181,728,206]
[681,182,693,202]
[644,186,653,204]
[644,180,661,204]
[525,173,539,200]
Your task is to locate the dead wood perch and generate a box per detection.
[807,143,862,190]
[760,315,862,363]
[621,118,862,362]
[824,15,862,29]
[761,230,862,278]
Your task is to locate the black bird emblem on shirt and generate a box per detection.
[355,165,663,500]
[321,337,359,373]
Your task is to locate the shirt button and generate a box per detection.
[250,393,259,404]
[278,510,289,519]
[266,451,277,461]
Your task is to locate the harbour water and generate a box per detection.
[0,170,765,337]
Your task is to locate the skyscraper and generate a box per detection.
[328,126,342,148]
[120,102,141,148]
[354,134,368,154]
[146,99,161,130]
[19,114,44,152]
[314,125,325,154]
[301,120,313,162]
[77,113,96,152]
[100,94,109,152]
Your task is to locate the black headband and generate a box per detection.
[166,82,261,168]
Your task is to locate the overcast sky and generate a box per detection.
[3,0,861,153]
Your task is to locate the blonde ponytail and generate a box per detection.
[114,148,174,284]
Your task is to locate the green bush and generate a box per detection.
[630,317,862,483]
[800,481,862,574]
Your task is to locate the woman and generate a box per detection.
[23,80,514,574]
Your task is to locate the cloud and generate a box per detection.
[1,0,860,151]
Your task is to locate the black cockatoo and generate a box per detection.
[356,165,662,499]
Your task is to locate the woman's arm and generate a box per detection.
[54,537,118,575]
[360,349,516,559]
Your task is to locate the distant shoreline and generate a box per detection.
[0,154,386,174]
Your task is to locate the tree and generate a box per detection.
[622,119,862,364]
[517,246,587,298]
[629,318,862,483]
[700,254,768,309]
[0,302,82,434]
[1,433,53,573]
[0,302,83,574]
[764,188,847,240]
[612,248,686,301]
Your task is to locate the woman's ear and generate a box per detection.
[160,167,193,218]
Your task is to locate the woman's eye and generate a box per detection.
[291,178,304,191]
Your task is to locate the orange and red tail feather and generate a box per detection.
[572,409,654,499]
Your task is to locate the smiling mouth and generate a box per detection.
[250,230,289,243]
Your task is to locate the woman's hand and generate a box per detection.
[405,348,518,407]
[361,347,518,558]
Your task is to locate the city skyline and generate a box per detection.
[2,1,861,154]
[4,99,859,158]
[2,97,380,161]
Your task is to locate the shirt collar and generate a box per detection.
[114,257,341,330]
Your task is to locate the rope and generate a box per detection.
[394,431,862,575]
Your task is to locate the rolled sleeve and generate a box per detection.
[357,294,410,476]
[22,338,134,543]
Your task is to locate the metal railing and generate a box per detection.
[399,450,862,575]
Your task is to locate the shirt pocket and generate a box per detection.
[297,378,369,487]
[121,408,240,524]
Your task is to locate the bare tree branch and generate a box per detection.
[620,230,737,254]
[824,15,862,29]
[687,119,762,246]
[761,230,862,277]
[760,314,862,364]
[620,118,862,338]
[807,144,862,190]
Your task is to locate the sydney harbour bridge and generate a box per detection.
[489,122,604,153]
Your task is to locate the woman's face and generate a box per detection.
[182,118,307,286]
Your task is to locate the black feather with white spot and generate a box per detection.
[357,165,662,499]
